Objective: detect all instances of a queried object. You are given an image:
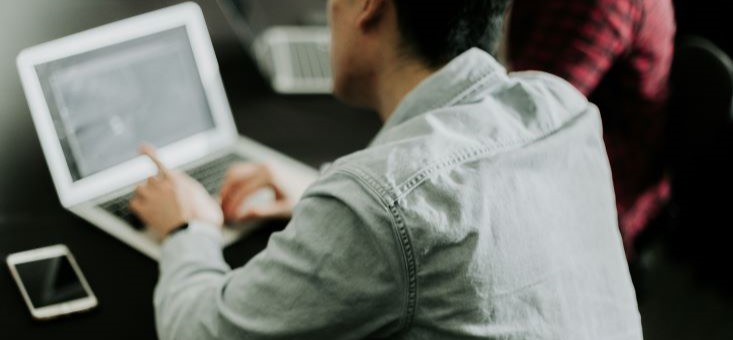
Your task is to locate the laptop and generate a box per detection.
[217,0,332,94]
[17,2,318,260]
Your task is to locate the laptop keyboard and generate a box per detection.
[99,153,246,230]
[290,41,331,81]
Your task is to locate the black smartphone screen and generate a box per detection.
[14,256,89,308]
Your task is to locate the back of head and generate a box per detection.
[392,0,511,68]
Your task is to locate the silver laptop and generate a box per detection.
[218,0,332,94]
[17,2,318,260]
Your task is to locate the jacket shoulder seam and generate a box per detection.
[336,167,418,332]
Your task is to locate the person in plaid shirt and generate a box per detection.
[506,0,676,258]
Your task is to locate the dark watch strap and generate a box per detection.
[167,222,189,238]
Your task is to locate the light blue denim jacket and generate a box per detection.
[155,48,642,339]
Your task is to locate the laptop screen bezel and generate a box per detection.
[17,2,238,208]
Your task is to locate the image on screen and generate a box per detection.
[15,256,89,308]
[35,26,215,181]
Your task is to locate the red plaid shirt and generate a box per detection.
[507,0,676,255]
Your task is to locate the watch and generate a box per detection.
[166,222,189,238]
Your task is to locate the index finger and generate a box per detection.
[140,144,170,177]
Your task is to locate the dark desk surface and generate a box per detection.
[0,44,381,339]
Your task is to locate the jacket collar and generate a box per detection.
[373,48,507,144]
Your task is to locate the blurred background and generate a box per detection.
[1,0,732,339]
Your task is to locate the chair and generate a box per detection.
[666,36,733,164]
[664,36,733,275]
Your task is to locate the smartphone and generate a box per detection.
[6,245,98,320]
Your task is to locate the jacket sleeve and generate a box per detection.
[154,181,406,340]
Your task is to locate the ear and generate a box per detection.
[356,0,388,31]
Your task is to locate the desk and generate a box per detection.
[0,43,382,338]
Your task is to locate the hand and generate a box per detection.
[220,163,293,223]
[129,146,224,239]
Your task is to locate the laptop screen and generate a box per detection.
[34,26,215,181]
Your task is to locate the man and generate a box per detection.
[131,0,642,338]
[505,0,676,257]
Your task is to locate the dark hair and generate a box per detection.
[392,0,511,67]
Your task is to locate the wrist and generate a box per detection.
[165,220,223,243]
[166,222,189,238]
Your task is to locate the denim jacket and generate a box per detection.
[155,48,642,340]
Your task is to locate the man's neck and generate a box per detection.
[374,59,437,121]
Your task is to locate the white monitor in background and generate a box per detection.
[218,0,332,94]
